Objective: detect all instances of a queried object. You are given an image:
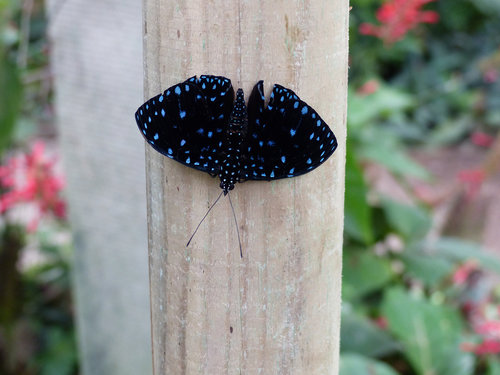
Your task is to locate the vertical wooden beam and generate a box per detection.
[143,1,348,374]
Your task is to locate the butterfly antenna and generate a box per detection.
[228,192,243,258]
[187,191,224,247]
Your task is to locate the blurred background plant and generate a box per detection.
[1,0,500,374]
[0,0,78,374]
[341,0,500,374]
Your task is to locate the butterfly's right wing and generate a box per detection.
[135,75,234,175]
[242,81,337,180]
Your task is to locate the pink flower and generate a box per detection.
[359,0,439,44]
[475,321,500,338]
[470,132,495,148]
[374,316,388,330]
[483,69,498,83]
[452,261,478,286]
[0,141,66,230]
[462,339,500,355]
[457,169,485,201]
[357,80,380,96]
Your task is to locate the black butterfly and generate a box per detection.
[135,75,337,256]
[135,75,337,195]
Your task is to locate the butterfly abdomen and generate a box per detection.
[219,88,248,194]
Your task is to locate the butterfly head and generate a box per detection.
[220,180,234,196]
[236,88,244,100]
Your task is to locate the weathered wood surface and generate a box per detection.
[144,1,348,374]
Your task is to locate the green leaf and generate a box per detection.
[400,252,454,286]
[348,85,414,129]
[427,115,474,146]
[488,357,500,375]
[344,142,373,244]
[472,0,500,13]
[360,144,431,180]
[343,250,394,300]
[37,328,77,375]
[340,353,399,375]
[426,238,500,274]
[485,110,500,128]
[382,287,475,375]
[381,199,431,240]
[0,56,22,155]
[340,311,400,357]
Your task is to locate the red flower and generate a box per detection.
[0,141,66,230]
[359,0,439,44]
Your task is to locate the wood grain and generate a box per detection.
[143,1,348,373]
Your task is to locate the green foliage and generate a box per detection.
[0,57,22,154]
[348,84,432,179]
[348,85,414,130]
[340,311,400,357]
[343,249,394,301]
[343,1,500,373]
[489,359,500,375]
[344,141,374,244]
[429,238,500,273]
[340,353,400,375]
[350,0,500,144]
[380,198,431,240]
[0,226,78,375]
[0,0,52,154]
[0,2,77,374]
[382,288,475,375]
[400,250,454,286]
[37,328,78,375]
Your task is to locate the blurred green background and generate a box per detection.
[1,0,500,374]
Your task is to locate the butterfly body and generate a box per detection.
[135,75,337,194]
[219,88,247,194]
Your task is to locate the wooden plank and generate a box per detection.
[143,1,348,373]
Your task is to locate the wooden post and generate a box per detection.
[143,1,348,374]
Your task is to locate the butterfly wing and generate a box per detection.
[242,81,337,180]
[135,75,234,175]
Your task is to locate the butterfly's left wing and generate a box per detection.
[135,75,234,175]
[241,81,337,180]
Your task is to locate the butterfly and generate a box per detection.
[135,75,337,256]
[135,75,337,193]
